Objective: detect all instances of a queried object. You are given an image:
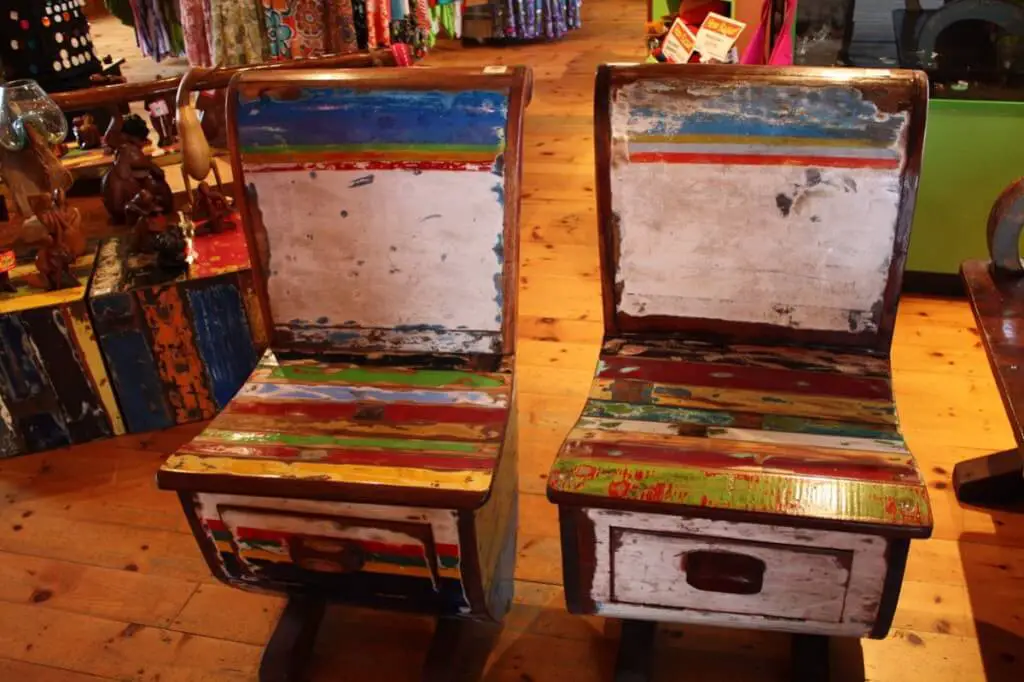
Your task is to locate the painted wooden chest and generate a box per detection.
[547,65,933,681]
[0,248,123,457]
[88,227,265,434]
[157,66,531,681]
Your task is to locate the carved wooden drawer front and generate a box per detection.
[611,529,851,622]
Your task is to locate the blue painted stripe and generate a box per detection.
[238,381,508,407]
[627,143,899,159]
[237,88,509,149]
[90,294,173,433]
[624,86,905,142]
[0,315,70,452]
[186,282,258,408]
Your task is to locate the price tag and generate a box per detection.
[661,18,697,64]
[148,99,170,117]
[483,66,508,74]
[694,12,746,62]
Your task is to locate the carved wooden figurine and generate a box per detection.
[157,66,532,682]
[547,65,932,682]
[177,68,228,208]
[125,189,164,252]
[72,114,103,150]
[101,114,173,223]
[192,181,233,234]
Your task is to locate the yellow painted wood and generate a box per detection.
[163,453,493,492]
[67,304,126,436]
[0,254,93,315]
[213,411,501,441]
[589,378,899,425]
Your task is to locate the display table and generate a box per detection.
[0,248,123,457]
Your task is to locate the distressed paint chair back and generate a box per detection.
[595,65,928,352]
[227,67,531,357]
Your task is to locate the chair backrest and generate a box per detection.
[595,64,928,353]
[228,66,531,357]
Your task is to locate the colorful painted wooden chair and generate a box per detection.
[547,64,933,682]
[158,66,531,681]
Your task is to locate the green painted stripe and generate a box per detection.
[762,415,901,441]
[583,401,738,426]
[550,458,930,528]
[268,364,506,389]
[201,429,486,453]
[211,529,232,542]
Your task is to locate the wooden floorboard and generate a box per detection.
[0,1,1021,680]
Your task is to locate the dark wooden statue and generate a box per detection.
[31,189,84,291]
[72,114,103,150]
[192,181,232,234]
[101,117,173,223]
[125,189,164,252]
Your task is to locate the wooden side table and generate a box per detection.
[954,177,1024,504]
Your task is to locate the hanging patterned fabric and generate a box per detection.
[326,0,360,54]
[104,0,136,26]
[262,1,364,60]
[211,0,267,65]
[127,0,185,62]
[180,0,213,66]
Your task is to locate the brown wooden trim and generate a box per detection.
[177,492,234,584]
[557,507,598,613]
[50,50,398,111]
[594,65,620,339]
[456,511,490,618]
[593,64,930,354]
[158,467,489,510]
[548,490,932,540]
[500,68,533,356]
[869,538,910,639]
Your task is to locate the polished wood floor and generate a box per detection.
[1,2,1022,680]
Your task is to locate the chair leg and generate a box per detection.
[421,617,502,682]
[953,448,1024,506]
[791,634,830,682]
[614,619,658,682]
[259,594,326,682]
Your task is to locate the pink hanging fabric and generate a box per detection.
[181,0,214,66]
[741,0,797,66]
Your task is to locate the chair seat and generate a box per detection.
[547,339,931,537]
[160,349,512,508]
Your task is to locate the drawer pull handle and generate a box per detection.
[682,550,765,595]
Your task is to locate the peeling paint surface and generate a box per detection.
[609,80,909,333]
[236,86,510,353]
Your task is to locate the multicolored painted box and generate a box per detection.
[158,66,531,639]
[0,248,123,457]
[88,227,266,433]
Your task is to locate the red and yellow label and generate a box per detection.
[0,250,15,273]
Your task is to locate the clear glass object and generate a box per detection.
[0,79,68,151]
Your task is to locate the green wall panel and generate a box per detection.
[908,98,1024,275]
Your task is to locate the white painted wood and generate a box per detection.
[585,508,887,634]
[610,163,900,332]
[248,168,505,336]
[575,417,908,454]
[611,529,849,621]
[195,493,461,545]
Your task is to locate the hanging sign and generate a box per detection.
[694,12,746,62]
[662,18,697,64]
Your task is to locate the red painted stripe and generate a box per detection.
[244,160,494,172]
[182,441,497,470]
[225,399,508,425]
[232,527,460,558]
[568,440,919,484]
[628,152,900,170]
[598,356,892,401]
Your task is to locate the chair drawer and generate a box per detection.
[610,528,853,622]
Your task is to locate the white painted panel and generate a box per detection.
[611,164,899,332]
[611,529,849,621]
[249,168,504,333]
[586,508,887,632]
[195,492,461,545]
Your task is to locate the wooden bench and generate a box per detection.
[547,64,932,682]
[158,65,531,682]
[955,177,1024,504]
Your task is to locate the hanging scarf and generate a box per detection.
[180,0,213,66]
[211,0,267,65]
